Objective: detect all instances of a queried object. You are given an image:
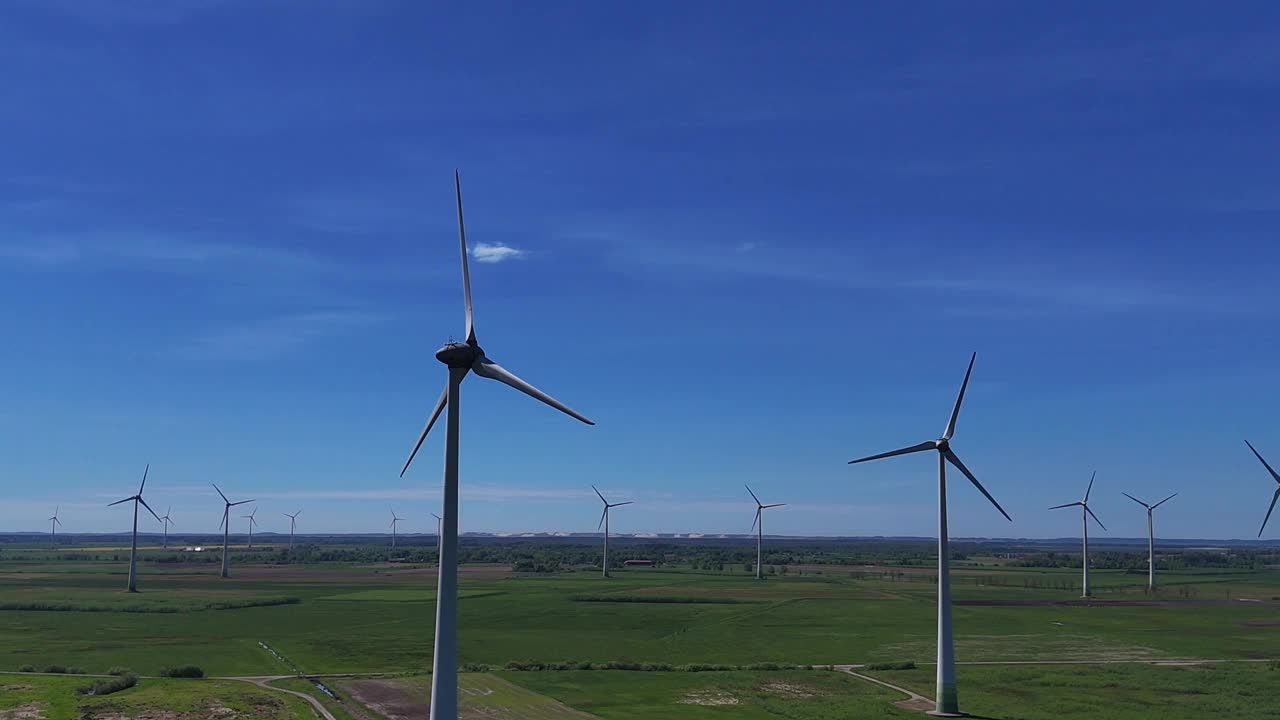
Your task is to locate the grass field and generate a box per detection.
[1,546,1278,718]
[0,674,314,720]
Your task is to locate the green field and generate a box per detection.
[0,674,313,720]
[1,545,1278,718]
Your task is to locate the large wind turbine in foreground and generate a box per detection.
[214,485,253,578]
[159,507,174,549]
[283,510,301,550]
[593,486,633,578]
[1121,491,1175,591]
[1049,471,1106,597]
[399,172,594,720]
[745,486,784,580]
[848,353,1011,717]
[48,507,61,548]
[1246,441,1279,538]
[108,465,161,593]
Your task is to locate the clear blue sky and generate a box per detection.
[1,2,1277,539]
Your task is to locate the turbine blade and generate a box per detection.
[295,509,301,517]
[750,507,760,533]
[218,509,227,532]
[745,485,761,505]
[1260,488,1280,537]
[472,356,593,425]
[1121,492,1149,509]
[592,485,608,504]
[611,501,634,507]
[1084,470,1096,502]
[231,499,254,507]
[139,497,161,522]
[1246,440,1280,482]
[401,383,449,478]
[431,512,441,520]
[108,497,133,507]
[139,464,149,494]
[213,484,229,504]
[597,507,607,531]
[848,440,936,465]
[944,449,1011,521]
[454,170,476,343]
[943,352,976,441]
[1151,493,1178,509]
[54,517,62,526]
[763,503,785,508]
[1048,502,1083,510]
[1085,505,1106,531]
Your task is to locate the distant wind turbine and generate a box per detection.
[1245,440,1280,538]
[108,465,162,593]
[48,507,61,548]
[159,507,174,549]
[431,513,442,555]
[1049,472,1106,597]
[283,510,301,550]
[398,172,594,720]
[242,507,259,549]
[214,484,253,579]
[1121,491,1176,591]
[745,486,784,580]
[593,486,633,578]
[390,509,403,549]
[848,353,1011,717]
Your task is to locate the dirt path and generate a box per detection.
[833,665,935,713]
[229,676,338,720]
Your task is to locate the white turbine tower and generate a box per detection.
[1049,471,1106,597]
[593,486,633,578]
[1121,491,1176,591]
[213,485,253,579]
[107,465,162,593]
[283,510,301,550]
[159,507,174,549]
[399,172,594,720]
[847,353,1011,717]
[1245,441,1280,537]
[431,513,442,555]
[390,509,403,549]
[242,507,259,549]
[745,486,784,580]
[48,507,62,548]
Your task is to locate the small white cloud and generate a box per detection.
[736,242,759,252]
[471,243,525,263]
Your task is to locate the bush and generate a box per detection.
[78,673,138,696]
[17,664,34,673]
[67,667,86,674]
[107,666,132,676]
[159,665,204,678]
[864,661,916,671]
[460,663,492,672]
[43,665,67,674]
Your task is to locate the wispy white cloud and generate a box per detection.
[178,311,382,362]
[736,242,759,252]
[471,242,525,263]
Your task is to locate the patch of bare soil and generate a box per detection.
[340,679,427,720]
[1239,618,1280,628]
[760,680,818,699]
[0,703,44,720]
[679,691,739,706]
[80,700,267,720]
[895,697,936,712]
[0,685,34,691]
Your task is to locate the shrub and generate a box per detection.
[460,663,492,672]
[17,664,34,673]
[107,666,132,676]
[78,673,138,696]
[160,665,204,678]
[43,665,67,674]
[865,661,916,671]
[67,667,86,674]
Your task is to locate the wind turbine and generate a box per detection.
[159,507,174,549]
[592,486,633,578]
[1245,441,1279,538]
[48,507,61,548]
[847,353,1011,717]
[242,507,259,549]
[399,171,594,720]
[431,513,442,555]
[389,509,403,549]
[745,486,784,580]
[1049,472,1106,597]
[107,465,162,593]
[283,510,301,550]
[214,485,253,578]
[1122,491,1176,591]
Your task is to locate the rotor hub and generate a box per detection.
[935,438,949,451]
[436,340,481,368]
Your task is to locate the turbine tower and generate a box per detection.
[399,172,593,720]
[283,510,301,550]
[107,465,162,593]
[593,486,633,578]
[242,507,259,549]
[213,484,253,578]
[389,509,403,549]
[48,507,61,548]
[431,512,442,555]
[159,507,174,549]
[745,486,784,580]
[847,353,1011,717]
[1049,471,1106,597]
[1245,441,1279,537]
[1122,491,1176,591]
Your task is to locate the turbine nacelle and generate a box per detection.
[436,341,481,368]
